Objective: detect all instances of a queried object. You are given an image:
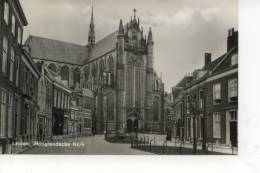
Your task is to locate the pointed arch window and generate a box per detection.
[153,98,159,122]
[48,63,57,73]
[73,68,81,86]
[91,63,97,78]
[99,59,105,77]
[84,66,89,81]
[61,66,70,82]
[108,56,114,72]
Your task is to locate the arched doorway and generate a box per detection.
[127,111,141,133]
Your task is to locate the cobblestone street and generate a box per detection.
[21,135,153,155]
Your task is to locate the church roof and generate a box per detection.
[87,31,118,62]
[25,35,89,65]
[26,25,127,65]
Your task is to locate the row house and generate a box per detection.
[51,72,72,136]
[20,48,40,144]
[36,62,93,140]
[172,28,238,147]
[80,88,93,136]
[0,0,31,153]
[36,62,53,141]
[171,75,194,139]
[70,89,93,137]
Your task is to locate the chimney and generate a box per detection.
[204,53,211,67]
[227,28,238,51]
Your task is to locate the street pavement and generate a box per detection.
[138,133,238,154]
[21,135,153,155]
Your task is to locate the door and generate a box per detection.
[230,121,237,147]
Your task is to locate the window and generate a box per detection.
[213,83,221,104]
[61,92,64,109]
[213,112,221,138]
[8,93,13,137]
[0,90,7,137]
[15,57,20,87]
[231,53,238,66]
[199,91,204,109]
[187,117,191,138]
[2,36,8,73]
[57,90,61,108]
[186,95,191,113]
[228,78,238,102]
[67,96,70,109]
[11,15,15,36]
[153,98,159,121]
[17,27,22,44]
[198,115,203,139]
[230,111,237,121]
[64,95,67,110]
[53,89,57,107]
[4,1,9,25]
[10,47,15,81]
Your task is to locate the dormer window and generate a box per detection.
[231,53,238,66]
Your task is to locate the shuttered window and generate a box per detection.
[213,112,221,138]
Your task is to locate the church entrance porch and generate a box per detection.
[126,109,143,136]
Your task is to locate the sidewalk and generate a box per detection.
[138,133,238,154]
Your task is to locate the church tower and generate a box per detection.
[88,1,95,49]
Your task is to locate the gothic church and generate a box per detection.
[26,6,165,134]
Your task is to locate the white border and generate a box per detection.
[1,0,260,173]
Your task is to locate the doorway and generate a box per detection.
[226,110,238,146]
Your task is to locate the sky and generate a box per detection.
[21,0,238,92]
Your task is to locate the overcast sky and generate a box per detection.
[21,0,238,92]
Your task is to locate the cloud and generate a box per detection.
[172,8,195,25]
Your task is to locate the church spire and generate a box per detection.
[148,27,153,43]
[118,19,124,35]
[88,0,95,48]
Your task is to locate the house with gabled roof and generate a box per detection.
[171,28,238,147]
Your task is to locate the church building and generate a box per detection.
[25,6,165,135]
